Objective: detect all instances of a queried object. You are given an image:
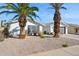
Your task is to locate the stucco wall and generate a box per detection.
[9,21,43,36]
[77,30,79,34]
[39,26,43,32]
[45,23,67,34]
[68,27,76,34]
[50,24,53,33]
[43,25,50,34]
[25,21,36,30]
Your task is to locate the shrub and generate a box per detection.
[62,43,68,47]
[34,32,38,36]
[43,31,47,34]
[40,35,44,38]
[0,31,5,42]
[39,32,44,38]
[2,27,9,38]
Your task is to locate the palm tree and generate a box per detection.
[0,3,39,39]
[50,3,67,38]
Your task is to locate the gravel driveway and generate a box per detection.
[0,35,79,56]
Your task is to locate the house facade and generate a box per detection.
[5,19,44,37]
[44,22,68,34]
[68,24,79,34]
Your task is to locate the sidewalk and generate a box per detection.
[30,45,79,56]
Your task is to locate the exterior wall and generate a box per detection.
[60,26,68,34]
[9,22,20,36]
[68,27,79,34]
[50,24,53,33]
[28,25,38,35]
[60,24,64,27]
[25,21,36,31]
[77,30,79,34]
[60,27,65,34]
[44,23,68,34]
[43,25,50,34]
[65,27,68,34]
[50,24,67,34]
[68,27,76,34]
[9,21,43,36]
[39,25,43,32]
[50,24,66,34]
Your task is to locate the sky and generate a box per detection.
[0,3,79,25]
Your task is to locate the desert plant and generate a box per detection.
[43,31,47,34]
[39,32,44,38]
[2,27,9,38]
[62,43,68,47]
[40,35,44,38]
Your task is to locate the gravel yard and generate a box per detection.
[0,35,79,56]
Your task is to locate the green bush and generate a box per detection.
[39,32,44,38]
[43,31,47,34]
[40,35,44,38]
[62,43,68,47]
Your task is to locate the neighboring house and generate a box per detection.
[5,18,44,37]
[68,24,79,34]
[44,22,68,34]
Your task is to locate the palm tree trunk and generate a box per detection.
[18,15,27,39]
[53,11,61,38]
[19,27,26,39]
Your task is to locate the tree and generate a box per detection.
[0,3,39,39]
[50,3,67,38]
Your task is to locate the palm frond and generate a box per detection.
[50,3,66,11]
[0,5,16,11]
[0,11,16,15]
[0,3,39,23]
[28,15,34,22]
[0,6,9,9]
[50,3,56,8]
[29,12,40,19]
[6,3,17,8]
[29,7,39,12]
[47,7,54,9]
[61,6,67,10]
[9,3,18,8]
[11,14,19,20]
[17,3,29,11]
[59,3,64,7]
